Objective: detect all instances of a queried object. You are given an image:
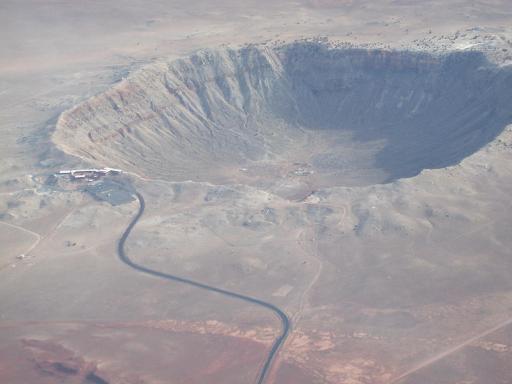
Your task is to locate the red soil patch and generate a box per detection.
[0,320,271,384]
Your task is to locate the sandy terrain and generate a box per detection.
[2,1,512,383]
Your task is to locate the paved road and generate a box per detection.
[118,192,290,384]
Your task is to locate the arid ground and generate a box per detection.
[1,1,512,383]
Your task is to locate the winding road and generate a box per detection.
[118,192,290,384]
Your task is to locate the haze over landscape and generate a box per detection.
[1,1,512,383]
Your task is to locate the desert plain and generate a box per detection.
[1,1,512,383]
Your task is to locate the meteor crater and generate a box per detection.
[54,42,512,191]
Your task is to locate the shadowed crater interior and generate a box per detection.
[54,42,512,192]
